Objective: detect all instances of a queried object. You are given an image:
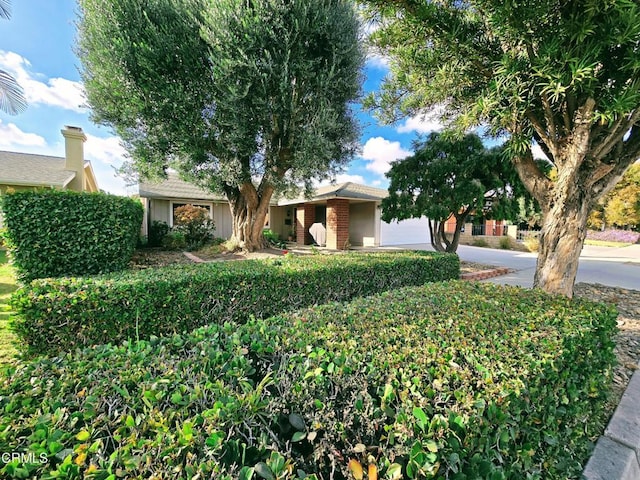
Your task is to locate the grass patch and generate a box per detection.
[0,250,18,368]
[584,239,633,248]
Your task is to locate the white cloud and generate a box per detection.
[397,107,447,134]
[362,136,412,175]
[366,51,389,70]
[371,179,383,187]
[0,50,86,112]
[84,133,128,165]
[0,121,46,149]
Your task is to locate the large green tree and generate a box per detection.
[383,132,531,252]
[364,0,640,296]
[77,0,363,250]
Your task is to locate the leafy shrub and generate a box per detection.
[173,204,215,249]
[499,236,512,249]
[523,236,540,252]
[0,282,616,479]
[162,231,187,250]
[471,238,489,247]
[148,220,169,247]
[586,228,640,244]
[11,251,459,354]
[263,229,286,249]
[1,190,143,282]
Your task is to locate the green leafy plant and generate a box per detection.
[472,238,489,248]
[0,282,616,479]
[499,236,513,250]
[263,229,286,249]
[148,220,169,247]
[1,190,143,282]
[10,251,459,354]
[161,231,187,251]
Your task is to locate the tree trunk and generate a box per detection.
[227,183,274,252]
[428,219,446,252]
[429,213,466,253]
[533,179,593,298]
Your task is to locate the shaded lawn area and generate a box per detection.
[0,249,19,368]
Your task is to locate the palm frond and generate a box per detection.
[0,70,27,115]
[0,0,10,20]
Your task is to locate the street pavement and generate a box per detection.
[386,243,640,290]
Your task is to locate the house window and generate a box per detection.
[170,202,213,227]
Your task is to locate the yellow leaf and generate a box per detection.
[86,464,98,474]
[368,463,378,480]
[74,452,87,466]
[348,459,363,480]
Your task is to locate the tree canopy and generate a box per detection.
[78,0,364,250]
[364,0,640,296]
[382,132,534,252]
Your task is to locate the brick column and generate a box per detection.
[485,219,496,236]
[326,199,350,250]
[296,204,315,245]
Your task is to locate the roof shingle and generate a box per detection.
[0,151,76,187]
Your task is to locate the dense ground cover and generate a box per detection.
[10,251,458,355]
[0,281,616,479]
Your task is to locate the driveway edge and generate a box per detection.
[583,367,640,479]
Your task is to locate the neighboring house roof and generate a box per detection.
[277,182,388,205]
[0,151,77,188]
[139,172,226,201]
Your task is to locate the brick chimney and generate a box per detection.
[61,125,87,191]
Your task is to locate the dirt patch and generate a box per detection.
[130,247,288,269]
[459,261,501,274]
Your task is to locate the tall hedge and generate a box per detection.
[10,251,459,354]
[1,190,143,281]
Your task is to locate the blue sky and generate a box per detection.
[0,0,441,195]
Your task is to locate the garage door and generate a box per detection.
[380,217,431,246]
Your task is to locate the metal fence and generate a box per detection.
[471,224,508,236]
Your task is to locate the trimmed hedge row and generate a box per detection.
[1,190,143,282]
[0,282,616,479]
[10,251,459,354]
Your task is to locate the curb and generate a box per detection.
[583,368,640,479]
[460,267,512,281]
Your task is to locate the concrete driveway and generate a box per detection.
[388,243,640,290]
